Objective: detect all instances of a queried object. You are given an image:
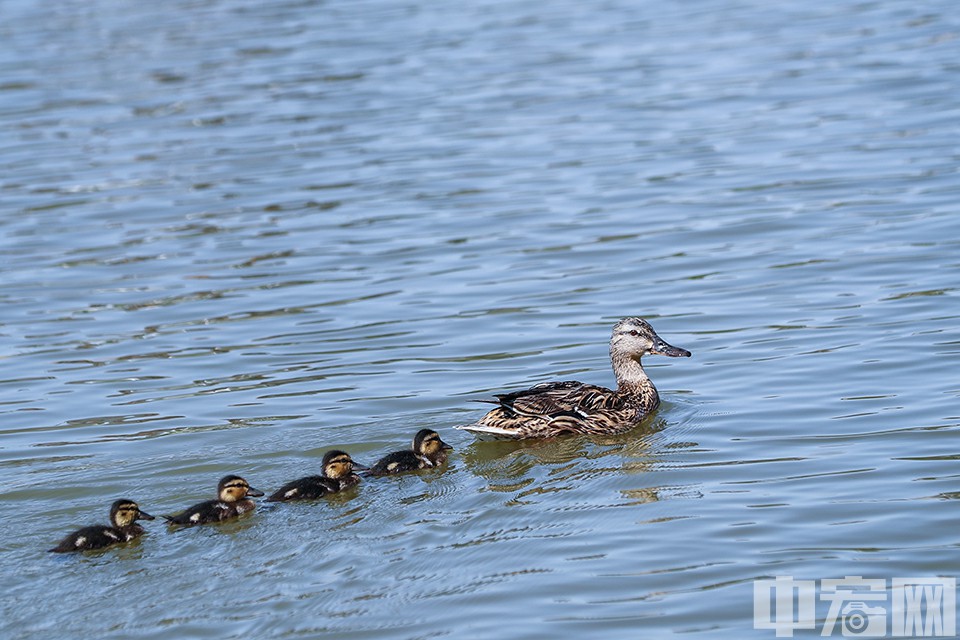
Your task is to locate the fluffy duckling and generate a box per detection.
[366,429,452,476]
[49,499,154,553]
[267,450,367,502]
[164,475,264,527]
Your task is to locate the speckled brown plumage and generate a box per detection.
[457,317,691,439]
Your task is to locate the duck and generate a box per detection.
[366,429,453,476]
[266,450,367,502]
[49,499,155,553]
[456,317,691,439]
[164,475,264,527]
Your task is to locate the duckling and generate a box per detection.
[163,475,264,527]
[456,317,691,439]
[366,429,453,476]
[49,499,154,553]
[266,450,367,502]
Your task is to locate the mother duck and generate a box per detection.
[457,317,691,439]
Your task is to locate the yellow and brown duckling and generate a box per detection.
[366,429,452,476]
[456,317,691,439]
[267,450,367,502]
[49,499,154,553]
[164,475,264,527]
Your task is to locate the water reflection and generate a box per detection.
[460,418,674,500]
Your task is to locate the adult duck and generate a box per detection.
[456,317,690,439]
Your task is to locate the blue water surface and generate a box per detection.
[1,0,959,638]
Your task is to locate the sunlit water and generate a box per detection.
[2,0,959,638]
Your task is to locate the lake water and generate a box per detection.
[2,0,959,638]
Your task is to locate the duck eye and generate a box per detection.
[629,330,639,337]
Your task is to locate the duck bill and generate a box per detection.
[246,487,265,497]
[651,337,691,358]
[350,462,370,472]
[138,511,156,521]
[441,442,453,451]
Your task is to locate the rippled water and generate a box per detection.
[2,0,959,637]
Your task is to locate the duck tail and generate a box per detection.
[453,423,521,440]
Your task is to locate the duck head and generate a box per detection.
[217,475,264,502]
[110,499,155,527]
[413,429,453,460]
[322,450,367,479]
[610,317,691,360]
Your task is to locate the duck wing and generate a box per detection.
[267,476,339,502]
[458,381,632,439]
[48,525,122,552]
[493,380,622,417]
[365,450,423,476]
[163,499,232,526]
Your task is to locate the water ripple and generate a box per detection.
[3,0,960,637]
